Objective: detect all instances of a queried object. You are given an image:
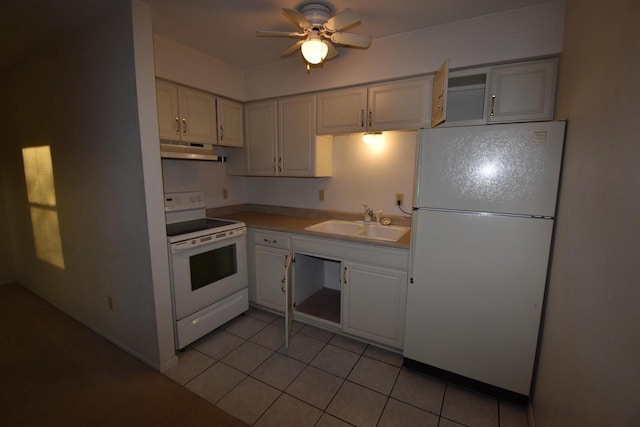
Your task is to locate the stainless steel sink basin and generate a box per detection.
[305,220,409,242]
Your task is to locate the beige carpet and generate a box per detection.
[0,283,247,427]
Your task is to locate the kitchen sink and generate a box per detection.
[305,220,409,242]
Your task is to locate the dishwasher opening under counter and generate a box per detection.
[293,253,342,326]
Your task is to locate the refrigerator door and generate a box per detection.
[404,210,553,395]
[415,122,565,217]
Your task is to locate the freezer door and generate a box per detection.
[404,210,553,395]
[415,122,565,217]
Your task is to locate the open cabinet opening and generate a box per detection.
[293,253,341,325]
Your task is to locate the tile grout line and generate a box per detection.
[180,311,418,426]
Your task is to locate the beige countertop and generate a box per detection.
[213,208,410,249]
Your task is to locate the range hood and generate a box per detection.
[160,140,226,162]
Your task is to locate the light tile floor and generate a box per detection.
[163,307,529,427]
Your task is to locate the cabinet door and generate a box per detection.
[255,245,289,312]
[488,59,558,123]
[178,86,217,144]
[342,262,407,349]
[368,77,431,131]
[156,80,181,140]
[316,87,367,134]
[278,94,316,176]
[216,98,244,147]
[431,59,449,127]
[245,101,278,176]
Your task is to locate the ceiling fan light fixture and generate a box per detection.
[301,36,328,64]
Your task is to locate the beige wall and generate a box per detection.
[0,1,168,368]
[532,0,640,425]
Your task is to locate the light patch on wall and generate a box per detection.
[22,146,65,269]
[362,132,385,155]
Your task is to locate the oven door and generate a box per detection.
[169,232,248,320]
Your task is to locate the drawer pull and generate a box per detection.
[263,238,277,244]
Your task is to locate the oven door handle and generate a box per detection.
[170,232,244,253]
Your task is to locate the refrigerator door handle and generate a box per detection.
[413,206,554,220]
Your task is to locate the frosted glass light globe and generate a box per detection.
[301,38,328,64]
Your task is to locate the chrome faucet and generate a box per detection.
[363,204,374,222]
[375,210,383,224]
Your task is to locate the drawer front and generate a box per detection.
[254,230,291,250]
[292,235,408,270]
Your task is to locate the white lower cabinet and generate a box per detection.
[249,230,408,349]
[252,230,291,312]
[343,262,408,348]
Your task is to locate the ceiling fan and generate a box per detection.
[257,2,371,67]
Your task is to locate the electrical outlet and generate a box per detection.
[108,296,113,311]
[319,189,325,201]
[395,193,404,207]
[222,188,228,199]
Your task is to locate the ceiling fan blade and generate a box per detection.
[330,32,371,48]
[282,8,311,29]
[281,40,305,58]
[325,43,339,60]
[257,30,306,37]
[325,8,360,32]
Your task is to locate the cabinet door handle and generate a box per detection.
[281,255,288,292]
[273,157,276,172]
[182,118,187,135]
[368,111,372,127]
[490,95,496,117]
[175,117,180,134]
[220,125,224,140]
[360,109,365,128]
[278,157,282,172]
[343,266,347,285]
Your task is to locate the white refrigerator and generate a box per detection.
[403,121,565,396]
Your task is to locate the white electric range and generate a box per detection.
[165,191,248,350]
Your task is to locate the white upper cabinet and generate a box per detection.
[243,95,332,177]
[430,59,449,127]
[177,86,218,144]
[156,80,181,141]
[487,59,558,123]
[368,78,432,131]
[317,77,432,134]
[316,87,367,135]
[245,101,279,176]
[156,79,244,149]
[216,98,244,147]
[432,58,558,127]
[156,80,218,144]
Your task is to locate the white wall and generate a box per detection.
[532,0,640,425]
[154,34,245,101]
[161,159,248,208]
[244,2,565,100]
[245,131,417,215]
[0,1,166,368]
[131,1,176,370]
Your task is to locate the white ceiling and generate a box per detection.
[2,0,557,72]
